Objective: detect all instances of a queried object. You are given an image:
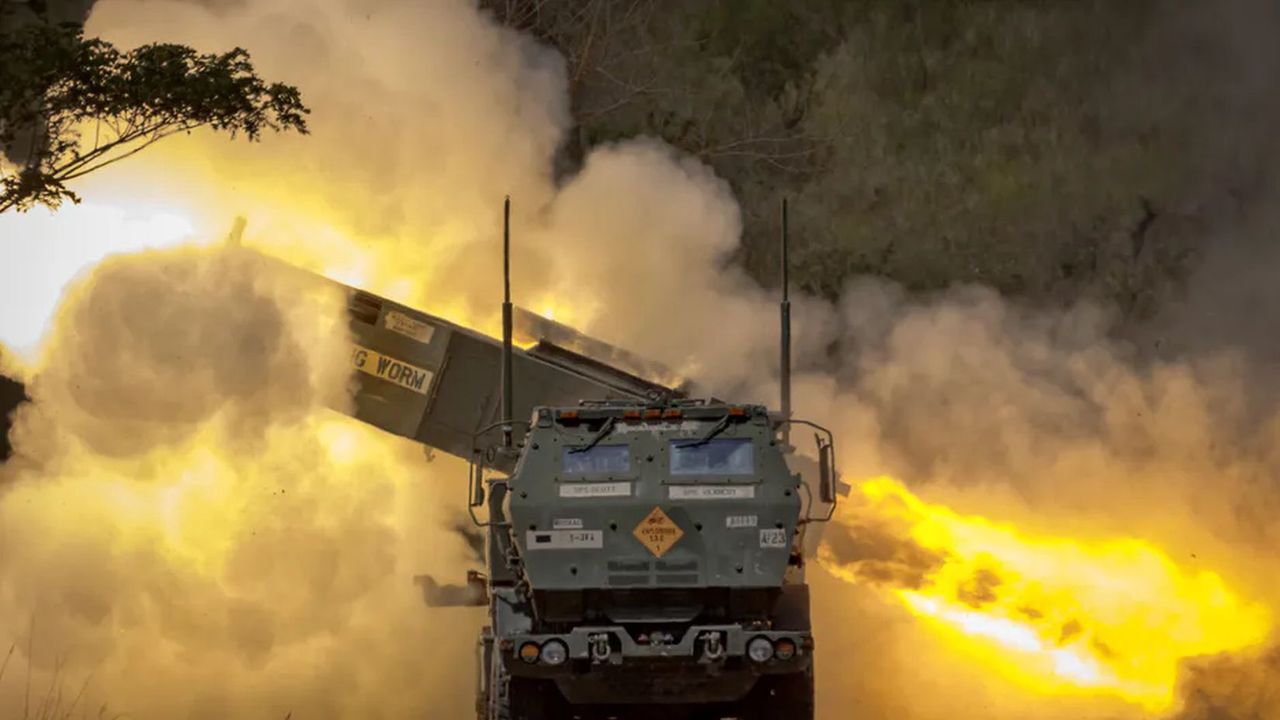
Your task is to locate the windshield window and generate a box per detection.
[562,444,631,474]
[669,438,754,475]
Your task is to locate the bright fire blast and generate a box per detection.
[0,0,1268,716]
[4,204,1275,716]
[819,476,1272,712]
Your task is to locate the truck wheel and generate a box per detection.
[506,678,565,720]
[743,669,814,720]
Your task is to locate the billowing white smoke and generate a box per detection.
[0,246,482,718]
[2,1,1280,719]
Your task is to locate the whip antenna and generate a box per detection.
[501,196,514,449]
[779,197,792,446]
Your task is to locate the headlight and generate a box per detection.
[774,638,797,660]
[519,642,540,664]
[747,637,774,663]
[540,639,568,666]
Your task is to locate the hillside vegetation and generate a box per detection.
[488,0,1280,316]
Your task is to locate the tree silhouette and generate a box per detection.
[0,20,309,213]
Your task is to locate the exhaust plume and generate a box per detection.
[0,245,481,718]
[796,278,1280,719]
[2,1,1280,719]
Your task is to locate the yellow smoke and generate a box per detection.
[2,1,1279,719]
[0,201,196,360]
[0,244,480,718]
[819,476,1272,714]
[3,192,1277,719]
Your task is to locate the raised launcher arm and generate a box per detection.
[314,268,844,516]
[242,253,700,484]
[324,278,687,473]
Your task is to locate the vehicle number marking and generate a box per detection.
[351,344,434,395]
[384,310,436,344]
[668,485,756,500]
[553,518,584,530]
[759,528,788,548]
[726,515,758,529]
[526,530,603,550]
[559,482,632,498]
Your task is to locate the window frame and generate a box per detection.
[560,443,633,476]
[666,437,757,478]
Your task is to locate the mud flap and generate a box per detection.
[772,584,812,632]
[740,668,815,720]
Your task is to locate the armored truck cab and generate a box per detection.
[477,399,827,720]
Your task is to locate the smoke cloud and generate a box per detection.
[3,0,1280,718]
[0,246,481,718]
[800,278,1280,719]
[54,0,836,392]
[19,246,350,458]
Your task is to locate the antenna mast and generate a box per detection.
[502,196,514,450]
[780,197,792,447]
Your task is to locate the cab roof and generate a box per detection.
[532,399,771,426]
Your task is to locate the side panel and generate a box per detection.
[347,291,447,438]
[418,331,499,460]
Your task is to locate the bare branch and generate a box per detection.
[58,673,92,720]
[25,616,34,720]
[0,642,14,688]
[60,123,199,181]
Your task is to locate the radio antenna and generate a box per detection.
[780,197,792,447]
[501,196,514,449]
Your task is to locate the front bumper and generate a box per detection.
[503,625,811,703]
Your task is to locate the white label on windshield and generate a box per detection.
[669,485,755,500]
[553,518,584,530]
[526,530,603,550]
[559,482,632,498]
[759,529,788,548]
[726,515,758,528]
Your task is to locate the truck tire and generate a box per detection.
[742,669,814,720]
[506,678,566,720]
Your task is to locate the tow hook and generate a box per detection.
[699,631,725,661]
[589,633,612,663]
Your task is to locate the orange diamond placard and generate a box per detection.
[634,506,684,558]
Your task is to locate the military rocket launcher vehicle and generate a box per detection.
[1,201,839,718]
[480,393,836,720]
[322,199,837,720]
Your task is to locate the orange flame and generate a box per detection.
[819,476,1272,712]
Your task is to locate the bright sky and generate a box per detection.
[0,202,196,360]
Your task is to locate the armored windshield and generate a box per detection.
[562,444,631,474]
[669,437,754,475]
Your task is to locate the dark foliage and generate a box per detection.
[486,0,1273,314]
[0,375,24,463]
[0,21,309,212]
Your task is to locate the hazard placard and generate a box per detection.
[633,506,684,558]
